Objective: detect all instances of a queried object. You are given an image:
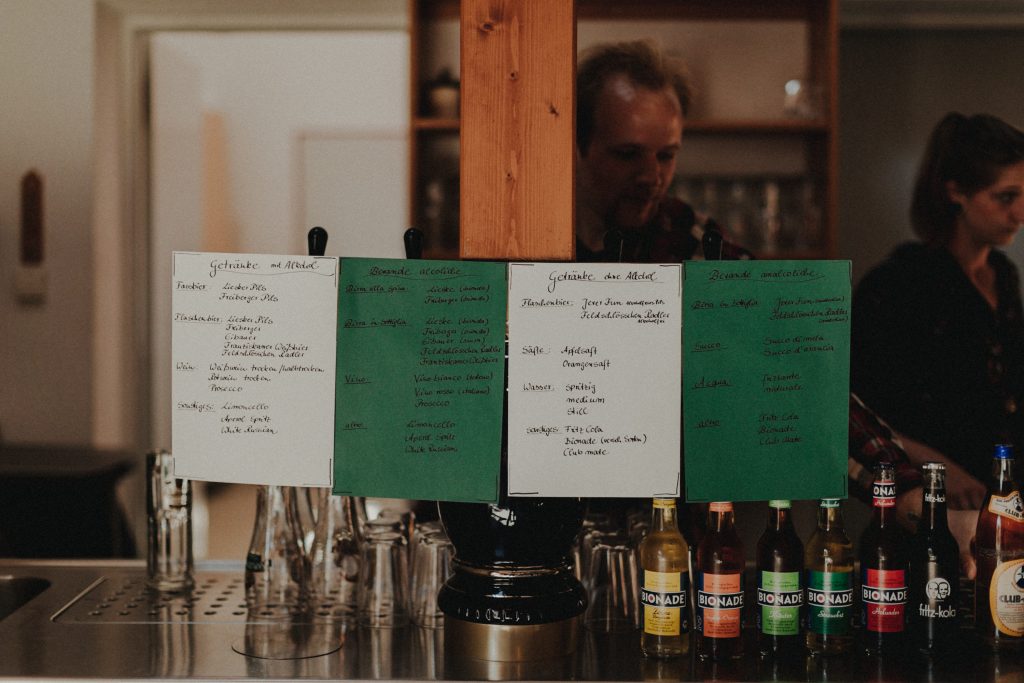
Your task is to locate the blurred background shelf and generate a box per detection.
[408,0,839,259]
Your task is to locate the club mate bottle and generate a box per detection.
[975,443,1024,649]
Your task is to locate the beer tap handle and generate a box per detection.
[307,226,328,257]
[404,227,424,260]
[701,220,724,261]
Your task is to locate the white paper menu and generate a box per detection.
[507,263,682,497]
[171,252,338,486]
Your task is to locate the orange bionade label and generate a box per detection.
[697,572,743,638]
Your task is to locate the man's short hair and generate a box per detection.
[576,40,693,153]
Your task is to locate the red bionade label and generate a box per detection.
[861,568,907,632]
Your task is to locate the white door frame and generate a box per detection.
[92,0,407,450]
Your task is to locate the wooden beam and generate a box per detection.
[459,0,575,260]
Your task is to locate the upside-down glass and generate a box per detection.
[584,534,640,633]
[409,530,453,628]
[146,450,194,592]
[358,530,410,627]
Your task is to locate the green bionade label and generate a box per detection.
[757,570,802,635]
[805,569,854,635]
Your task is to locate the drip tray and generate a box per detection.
[52,571,348,660]
[53,572,252,624]
[52,571,352,626]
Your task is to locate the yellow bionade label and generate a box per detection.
[641,570,689,636]
[990,558,1024,637]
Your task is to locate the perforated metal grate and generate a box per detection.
[52,570,354,625]
[53,572,253,624]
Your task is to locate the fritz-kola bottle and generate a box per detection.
[756,500,804,658]
[975,443,1024,648]
[908,462,960,652]
[696,501,744,661]
[859,462,909,654]
[639,497,690,657]
[805,498,854,655]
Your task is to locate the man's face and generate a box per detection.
[577,74,684,230]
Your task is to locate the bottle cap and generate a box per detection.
[820,498,841,508]
[994,443,1015,460]
[921,461,946,473]
[652,497,677,509]
[768,499,792,508]
[709,501,733,512]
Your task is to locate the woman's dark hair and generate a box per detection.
[576,40,693,154]
[911,112,1024,243]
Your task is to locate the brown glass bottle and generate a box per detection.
[639,497,690,658]
[756,500,804,659]
[859,462,908,655]
[908,462,960,653]
[975,444,1024,648]
[695,501,744,661]
[804,498,854,655]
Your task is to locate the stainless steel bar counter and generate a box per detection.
[1,560,1020,681]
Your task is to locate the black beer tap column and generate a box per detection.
[437,268,586,661]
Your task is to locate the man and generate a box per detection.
[575,40,705,263]
[575,41,949,570]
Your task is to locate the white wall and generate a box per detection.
[149,31,409,448]
[0,0,94,445]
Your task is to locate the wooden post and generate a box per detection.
[459,0,575,260]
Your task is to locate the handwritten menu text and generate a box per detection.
[507,263,682,497]
[171,252,338,486]
[333,258,506,503]
[683,261,851,502]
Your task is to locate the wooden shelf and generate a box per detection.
[413,117,460,132]
[578,0,817,21]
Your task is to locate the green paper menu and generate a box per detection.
[333,258,506,502]
[683,261,850,502]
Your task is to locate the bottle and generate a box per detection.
[639,497,690,658]
[756,499,804,658]
[308,493,363,621]
[908,462,960,652]
[695,501,744,661]
[859,462,909,654]
[804,498,855,655]
[145,449,194,592]
[245,485,310,617]
[975,443,1024,648]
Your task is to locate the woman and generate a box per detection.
[852,113,1024,570]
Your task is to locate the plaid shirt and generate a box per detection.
[848,392,921,502]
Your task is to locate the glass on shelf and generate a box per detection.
[675,174,824,256]
[783,79,824,120]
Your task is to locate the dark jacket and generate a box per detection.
[852,242,1024,483]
